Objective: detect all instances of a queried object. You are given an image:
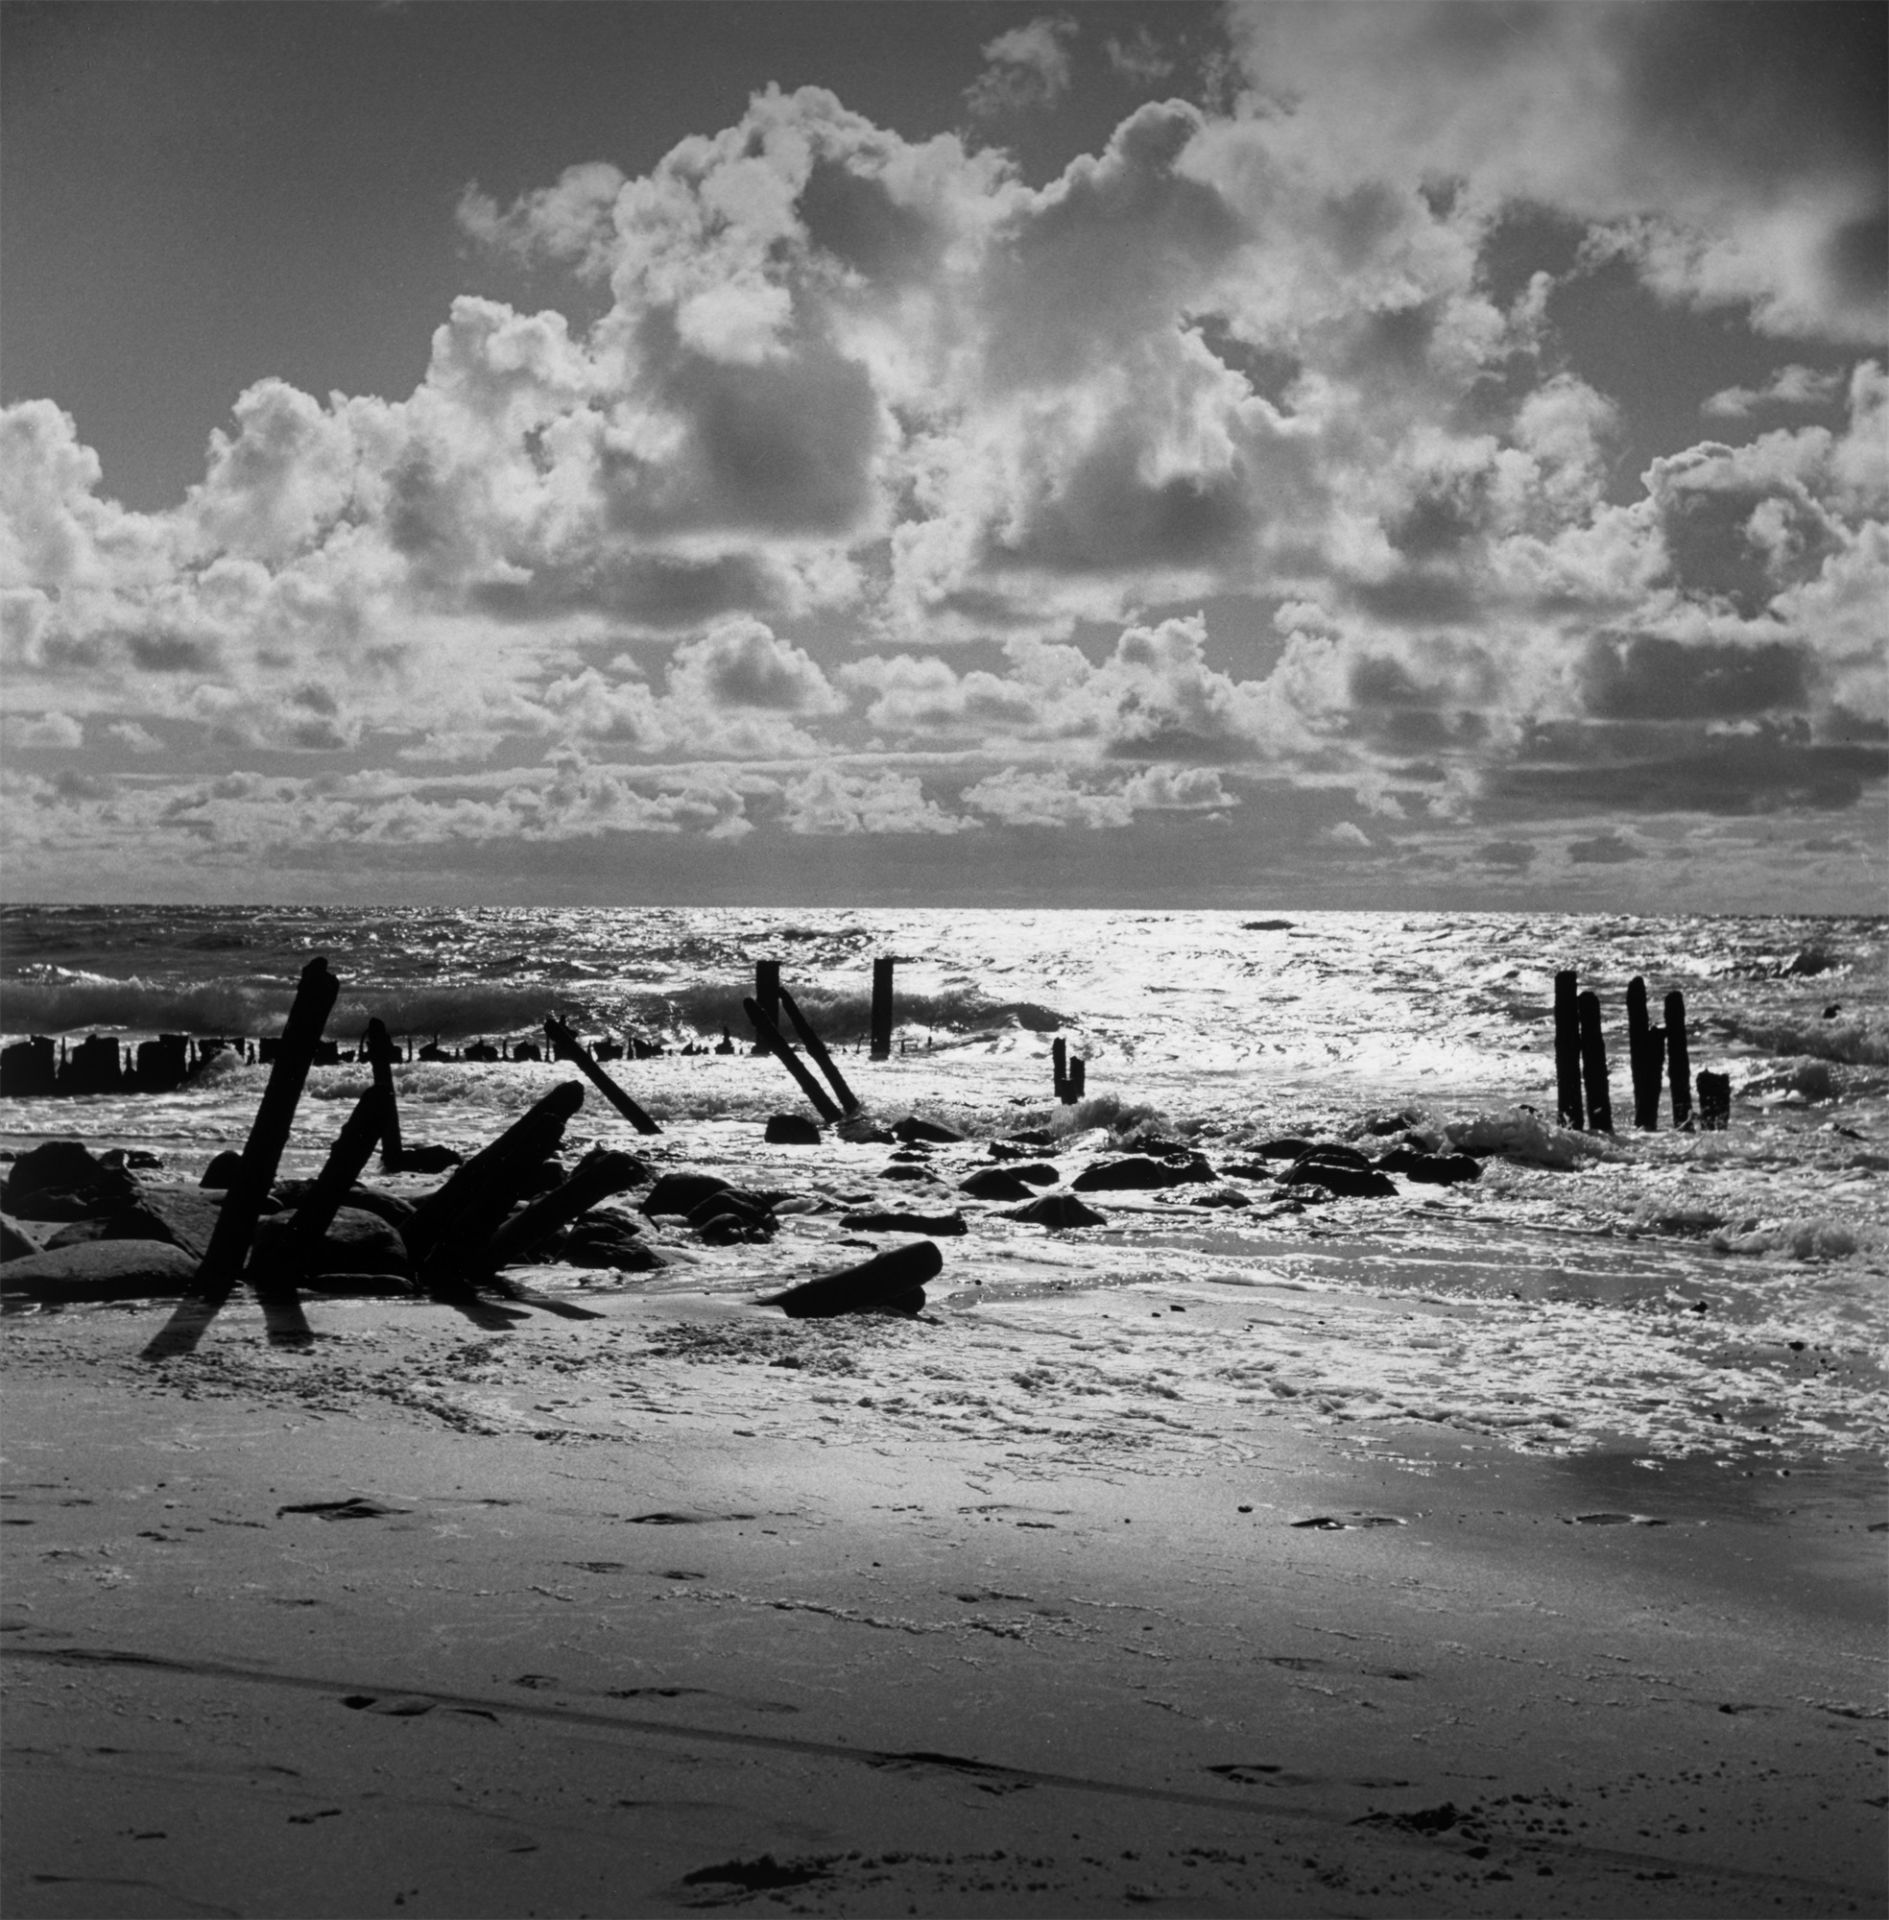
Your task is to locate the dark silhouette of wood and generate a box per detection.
[403,1080,585,1269]
[744,997,842,1123]
[365,1018,403,1162]
[1052,1037,1070,1104]
[1068,1056,1086,1102]
[143,957,339,1360]
[1665,990,1693,1129]
[871,957,894,1060]
[1554,969,1584,1130]
[759,1239,943,1318]
[485,1148,645,1271]
[777,985,859,1115]
[753,959,781,1053]
[1626,976,1660,1129]
[1576,989,1613,1134]
[544,1016,661,1134]
[1697,1070,1731,1131]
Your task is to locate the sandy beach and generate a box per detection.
[5,1160,1884,1920]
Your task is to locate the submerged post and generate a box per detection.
[143,956,339,1360]
[545,1016,661,1135]
[1553,969,1585,1131]
[365,1018,403,1162]
[1576,989,1613,1134]
[1068,1056,1086,1102]
[1665,990,1693,1129]
[753,960,781,1054]
[870,957,894,1061]
[1052,1036,1069,1104]
[1697,1070,1731,1131]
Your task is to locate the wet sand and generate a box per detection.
[4,1263,1883,1919]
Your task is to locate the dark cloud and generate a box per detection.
[1577,634,1813,722]
[1474,839,1535,870]
[1566,831,1640,864]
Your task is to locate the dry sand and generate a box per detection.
[4,1248,1884,1920]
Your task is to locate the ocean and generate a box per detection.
[3,905,1885,1477]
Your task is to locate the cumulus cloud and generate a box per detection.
[1703,365,1849,418]
[0,709,83,749]
[777,766,964,835]
[1105,26,1175,87]
[965,16,1078,117]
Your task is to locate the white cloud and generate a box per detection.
[1703,364,1849,418]
[0,709,83,749]
[777,765,965,835]
[965,16,1078,117]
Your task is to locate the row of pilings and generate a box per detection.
[1553,970,1730,1133]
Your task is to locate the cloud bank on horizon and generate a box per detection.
[2,1,1884,905]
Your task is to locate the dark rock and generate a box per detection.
[1071,1154,1215,1192]
[958,1168,1036,1202]
[685,1189,773,1230]
[642,1173,732,1217]
[834,1118,897,1145]
[1253,1137,1316,1160]
[1,1141,137,1221]
[1217,1161,1277,1181]
[200,1151,246,1189]
[880,1165,939,1183]
[252,1207,415,1280]
[0,1239,198,1302]
[1283,1149,1397,1199]
[887,1146,933,1162]
[764,1114,823,1146]
[1010,1162,1059,1185]
[272,1181,416,1229]
[892,1116,965,1144]
[1,1216,44,1262]
[1118,1129,1194,1158]
[1375,1147,1481,1185]
[1192,1187,1252,1208]
[559,1216,658,1270]
[383,1143,463,1174]
[839,1210,968,1236]
[1006,1193,1107,1229]
[759,1239,943,1318]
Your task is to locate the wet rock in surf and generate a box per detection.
[1,1239,198,1302]
[1374,1146,1480,1185]
[759,1239,943,1318]
[1,1140,138,1222]
[839,1210,968,1236]
[764,1114,823,1146]
[199,1150,245,1189]
[642,1173,732,1217]
[1006,1193,1107,1229]
[892,1116,965,1144]
[1071,1154,1215,1191]
[1283,1148,1397,1199]
[253,1207,414,1280]
[957,1168,1037,1202]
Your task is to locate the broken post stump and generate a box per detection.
[1554,969,1585,1130]
[1068,1056,1086,1101]
[143,956,340,1360]
[365,1018,403,1162]
[1666,990,1693,1129]
[1576,989,1613,1134]
[777,985,860,1115]
[403,1079,585,1269]
[1697,1070,1732,1131]
[545,1016,661,1135]
[1052,1037,1070,1104]
[1626,976,1660,1129]
[485,1147,646,1271]
[871,957,894,1060]
[744,997,842,1124]
[759,1238,943,1318]
[753,959,781,1054]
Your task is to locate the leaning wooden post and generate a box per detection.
[744,996,842,1123]
[545,1016,661,1134]
[1576,989,1613,1134]
[142,956,339,1360]
[752,960,781,1054]
[365,1017,403,1162]
[1554,969,1585,1130]
[778,986,860,1115]
[1626,976,1659,1129]
[870,958,894,1061]
[1052,1037,1070,1104]
[1665,990,1693,1130]
[484,1148,645,1272]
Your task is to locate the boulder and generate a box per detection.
[1,1216,44,1262]
[759,1239,943,1318]
[1375,1146,1480,1185]
[1071,1154,1215,1192]
[199,1150,246,1189]
[559,1216,662,1271]
[1191,1186,1252,1208]
[1009,1162,1060,1186]
[1283,1149,1398,1200]
[1006,1193,1107,1229]
[764,1114,823,1146]
[880,1165,940,1184]
[383,1143,463,1175]
[251,1207,414,1280]
[272,1180,416,1229]
[0,1141,137,1221]
[1252,1137,1316,1161]
[957,1168,1037,1203]
[892,1116,965,1144]
[641,1172,732,1217]
[100,1188,231,1261]
[839,1210,968,1236]
[0,1239,198,1303]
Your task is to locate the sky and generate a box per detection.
[2,1,1884,909]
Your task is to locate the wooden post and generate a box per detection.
[485,1148,645,1271]
[1068,1056,1086,1102]
[744,996,842,1123]
[753,960,781,1053]
[1554,969,1584,1130]
[403,1079,585,1267]
[1576,989,1613,1134]
[1052,1037,1069,1103]
[1665,990,1693,1129]
[544,1017,661,1134]
[143,956,339,1360]
[1697,1070,1731,1131]
[777,986,860,1115]
[365,1018,403,1162]
[870,957,894,1060]
[1626,977,1659,1129]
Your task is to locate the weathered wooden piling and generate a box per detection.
[744,996,842,1124]
[0,1035,55,1096]
[1554,969,1585,1130]
[1068,1056,1086,1102]
[544,1016,661,1135]
[777,986,859,1116]
[1697,1070,1731,1131]
[753,959,781,1053]
[365,1018,403,1162]
[1576,989,1613,1133]
[143,956,339,1360]
[871,957,895,1060]
[1052,1037,1070,1104]
[1665,990,1693,1129]
[1626,976,1661,1129]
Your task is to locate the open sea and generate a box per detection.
[3,905,1885,1481]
